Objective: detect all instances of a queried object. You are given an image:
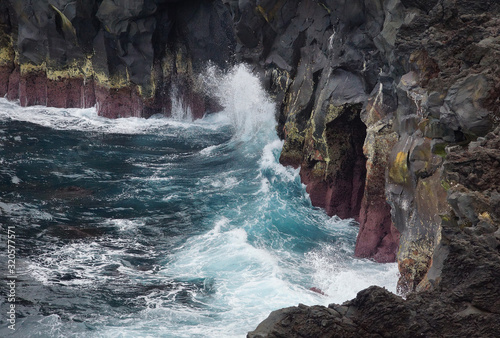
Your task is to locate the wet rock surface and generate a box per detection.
[227,0,402,263]
[227,0,499,286]
[242,0,500,336]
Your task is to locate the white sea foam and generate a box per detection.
[26,237,159,287]
[0,64,276,143]
[108,218,144,232]
[170,84,193,121]
[305,244,399,304]
[162,194,180,202]
[199,144,218,156]
[258,178,271,194]
[0,98,224,135]
[259,139,299,182]
[0,202,53,220]
[36,314,64,337]
[155,219,311,337]
[149,221,398,338]
[199,176,239,190]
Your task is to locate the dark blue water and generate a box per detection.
[0,66,397,337]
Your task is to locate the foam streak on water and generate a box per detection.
[0,65,397,337]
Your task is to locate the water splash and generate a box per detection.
[203,64,277,141]
[170,84,193,121]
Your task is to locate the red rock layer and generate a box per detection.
[0,67,212,120]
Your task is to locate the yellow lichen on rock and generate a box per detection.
[0,19,14,67]
[271,68,292,92]
[0,41,14,67]
[479,211,493,223]
[175,46,193,75]
[325,103,344,124]
[389,151,409,185]
[20,62,47,75]
[46,58,93,81]
[397,240,434,293]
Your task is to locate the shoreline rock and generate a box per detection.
[229,0,500,293]
[231,0,402,264]
[244,0,500,335]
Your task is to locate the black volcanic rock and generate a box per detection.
[224,0,500,287]
[229,0,401,262]
[0,0,236,118]
[241,0,500,335]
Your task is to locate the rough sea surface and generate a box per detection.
[0,66,398,337]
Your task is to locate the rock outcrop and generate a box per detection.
[227,0,401,263]
[248,180,500,336]
[0,0,235,118]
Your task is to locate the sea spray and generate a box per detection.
[201,63,277,141]
[170,84,194,121]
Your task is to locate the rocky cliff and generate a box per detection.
[1,0,499,336]
[0,0,235,118]
[228,0,500,297]
[240,0,500,336]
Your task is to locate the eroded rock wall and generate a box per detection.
[0,0,235,118]
[227,0,401,263]
[385,0,500,293]
[248,160,500,336]
[228,0,499,293]
[246,0,500,335]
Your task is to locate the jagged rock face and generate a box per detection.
[228,0,499,289]
[384,0,500,292]
[0,0,235,118]
[227,0,401,263]
[247,0,500,335]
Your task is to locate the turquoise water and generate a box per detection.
[0,66,397,337]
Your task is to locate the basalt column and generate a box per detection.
[299,105,367,220]
[355,79,400,263]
